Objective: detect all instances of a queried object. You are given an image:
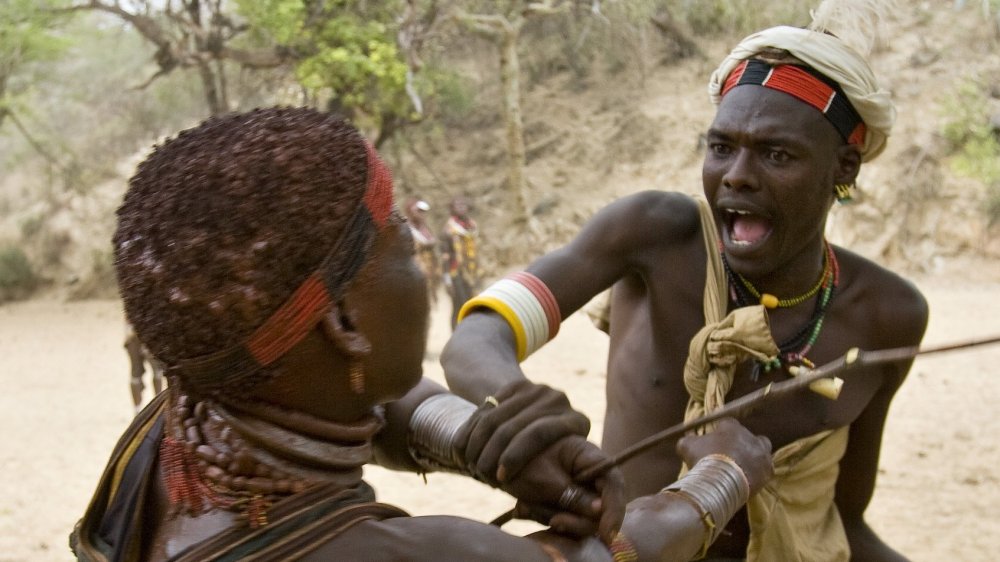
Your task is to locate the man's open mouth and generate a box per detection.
[722,207,773,249]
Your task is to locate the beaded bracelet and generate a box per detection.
[457,271,561,361]
[609,530,640,562]
[661,454,751,559]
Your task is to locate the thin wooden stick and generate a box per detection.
[491,334,1000,526]
[579,334,1000,480]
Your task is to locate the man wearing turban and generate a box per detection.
[443,2,927,560]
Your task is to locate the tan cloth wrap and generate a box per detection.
[707,25,895,162]
[683,197,780,433]
[683,196,852,561]
[745,426,850,562]
[683,306,779,431]
[698,197,728,329]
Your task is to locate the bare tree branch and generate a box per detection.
[130,67,172,90]
[453,11,513,37]
[3,108,65,171]
[524,0,570,17]
[58,0,295,115]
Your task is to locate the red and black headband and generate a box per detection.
[168,142,395,392]
[722,59,866,146]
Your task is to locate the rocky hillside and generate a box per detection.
[395,3,1000,281]
[3,2,999,300]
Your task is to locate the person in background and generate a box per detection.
[440,195,481,329]
[404,197,441,307]
[124,319,164,413]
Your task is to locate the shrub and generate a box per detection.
[67,248,118,300]
[0,246,39,302]
[940,80,1000,224]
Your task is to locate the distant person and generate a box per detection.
[404,197,441,306]
[124,320,164,413]
[70,107,772,562]
[442,3,928,560]
[440,196,481,329]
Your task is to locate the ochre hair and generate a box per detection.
[114,107,369,367]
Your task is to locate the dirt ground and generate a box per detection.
[1,272,998,561]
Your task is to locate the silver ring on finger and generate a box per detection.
[558,486,585,511]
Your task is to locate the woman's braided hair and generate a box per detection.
[114,107,369,365]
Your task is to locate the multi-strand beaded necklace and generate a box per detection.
[722,241,840,378]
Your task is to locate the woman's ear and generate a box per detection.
[320,301,372,360]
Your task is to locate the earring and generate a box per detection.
[834,183,855,204]
[349,360,365,394]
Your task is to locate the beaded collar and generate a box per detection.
[722,242,840,378]
[161,390,385,528]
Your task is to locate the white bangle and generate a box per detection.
[457,272,561,361]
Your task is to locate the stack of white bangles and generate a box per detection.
[457,271,561,361]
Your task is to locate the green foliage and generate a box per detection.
[418,65,475,125]
[2,12,220,194]
[0,246,38,302]
[19,214,42,239]
[940,80,1000,224]
[236,0,412,130]
[1,0,71,115]
[0,0,69,70]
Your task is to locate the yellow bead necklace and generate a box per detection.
[736,242,831,309]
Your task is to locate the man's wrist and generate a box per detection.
[407,393,477,474]
[660,454,751,559]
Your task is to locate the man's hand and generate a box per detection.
[502,435,625,546]
[457,379,591,485]
[676,417,773,494]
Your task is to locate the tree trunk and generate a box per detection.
[196,59,226,116]
[498,26,531,223]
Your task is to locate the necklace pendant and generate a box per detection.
[751,362,762,382]
[760,293,779,309]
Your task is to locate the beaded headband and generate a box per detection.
[722,59,866,146]
[167,142,395,392]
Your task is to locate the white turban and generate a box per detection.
[707,26,895,162]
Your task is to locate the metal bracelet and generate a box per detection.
[662,454,751,549]
[407,393,477,474]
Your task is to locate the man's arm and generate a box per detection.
[442,191,701,400]
[836,369,910,562]
[615,418,774,561]
[835,281,928,562]
[371,377,448,472]
[440,192,702,483]
[371,377,626,543]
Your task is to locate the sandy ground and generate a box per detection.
[1,275,999,561]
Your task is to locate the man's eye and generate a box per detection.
[767,150,790,162]
[709,143,732,156]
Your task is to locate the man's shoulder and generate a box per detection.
[837,247,929,345]
[602,191,703,238]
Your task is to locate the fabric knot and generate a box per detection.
[684,305,779,431]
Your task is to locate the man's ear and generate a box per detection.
[834,144,862,185]
[320,302,372,360]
